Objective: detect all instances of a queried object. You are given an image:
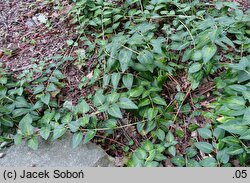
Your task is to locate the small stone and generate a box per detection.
[25,19,35,28]
[32,16,40,25]
[191,130,197,137]
[41,39,47,44]
[37,14,48,24]
[0,153,6,158]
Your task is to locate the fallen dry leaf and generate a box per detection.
[0,51,3,58]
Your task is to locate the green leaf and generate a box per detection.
[137,50,154,72]
[129,156,144,167]
[133,63,148,72]
[46,83,57,92]
[83,130,96,144]
[145,161,160,167]
[118,49,133,72]
[223,96,246,110]
[182,49,192,62]
[194,142,213,153]
[146,149,157,162]
[202,44,217,63]
[142,140,154,151]
[152,96,167,106]
[61,113,72,124]
[93,90,106,107]
[118,98,138,109]
[33,101,44,110]
[27,136,39,150]
[191,50,202,61]
[41,93,50,105]
[138,98,151,107]
[156,129,165,141]
[243,91,250,102]
[106,119,117,129]
[75,99,90,114]
[228,84,247,92]
[0,77,7,84]
[239,129,250,140]
[72,131,83,148]
[155,144,165,153]
[16,87,23,95]
[12,109,30,117]
[198,128,212,139]
[19,114,34,136]
[147,108,158,121]
[215,2,223,9]
[242,107,250,124]
[107,92,120,104]
[0,117,13,127]
[14,134,22,146]
[128,33,144,45]
[137,122,145,134]
[171,156,185,167]
[78,116,90,127]
[189,62,202,73]
[129,86,144,97]
[227,145,244,155]
[221,136,240,145]
[200,157,217,167]
[67,39,74,46]
[213,128,225,139]
[168,146,176,156]
[103,74,110,88]
[52,125,67,140]
[40,111,54,124]
[151,37,165,54]
[111,73,121,91]
[145,120,156,134]
[54,70,65,79]
[68,121,81,132]
[154,153,166,161]
[187,159,201,167]
[135,22,156,33]
[186,147,197,158]
[39,126,51,140]
[33,84,45,94]
[134,148,147,160]
[122,74,134,90]
[15,97,30,108]
[218,121,248,135]
[63,100,74,111]
[166,131,175,142]
[108,104,123,118]
[217,149,230,164]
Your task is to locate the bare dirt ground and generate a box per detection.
[0,1,73,69]
[0,0,88,103]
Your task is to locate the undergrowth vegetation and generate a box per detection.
[0,0,249,167]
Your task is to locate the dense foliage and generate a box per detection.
[0,0,249,167]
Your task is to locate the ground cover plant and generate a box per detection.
[0,0,249,167]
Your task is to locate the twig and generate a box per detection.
[179,20,196,49]
[173,86,192,122]
[95,135,134,152]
